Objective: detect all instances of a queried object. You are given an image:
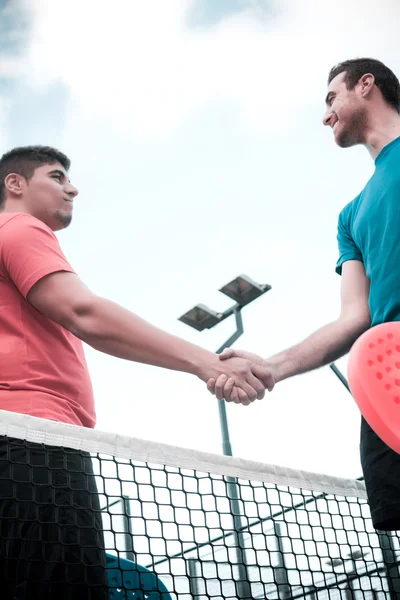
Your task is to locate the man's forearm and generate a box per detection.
[70,296,214,378]
[269,317,370,383]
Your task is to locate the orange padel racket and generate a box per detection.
[348,322,400,454]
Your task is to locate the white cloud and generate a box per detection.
[20,0,400,139]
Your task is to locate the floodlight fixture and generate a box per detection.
[178,304,222,332]
[219,274,271,307]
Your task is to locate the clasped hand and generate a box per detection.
[204,349,275,406]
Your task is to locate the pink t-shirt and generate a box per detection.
[0,213,96,428]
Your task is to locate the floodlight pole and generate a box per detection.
[330,362,351,393]
[215,306,243,457]
[179,275,271,600]
[213,305,252,600]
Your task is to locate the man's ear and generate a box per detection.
[359,73,375,98]
[4,173,26,198]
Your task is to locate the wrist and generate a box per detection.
[268,354,294,383]
[184,347,218,380]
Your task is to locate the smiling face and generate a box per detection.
[16,162,78,231]
[323,72,369,148]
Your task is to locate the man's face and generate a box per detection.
[23,162,78,231]
[323,72,368,148]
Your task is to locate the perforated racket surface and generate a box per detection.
[348,322,400,454]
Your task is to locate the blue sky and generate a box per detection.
[1,0,399,479]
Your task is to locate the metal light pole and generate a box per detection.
[215,306,243,456]
[330,362,351,392]
[179,274,272,600]
[179,274,271,458]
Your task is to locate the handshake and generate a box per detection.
[201,348,277,405]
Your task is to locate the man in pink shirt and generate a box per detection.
[0,146,271,598]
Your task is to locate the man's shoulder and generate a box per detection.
[338,194,361,223]
[0,213,54,236]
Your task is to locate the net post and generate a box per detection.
[273,521,291,599]
[342,581,354,600]
[226,476,252,600]
[306,585,318,599]
[187,559,201,600]
[122,494,135,563]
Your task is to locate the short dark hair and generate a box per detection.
[0,145,71,207]
[328,58,400,113]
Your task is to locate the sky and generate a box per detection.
[1,0,400,480]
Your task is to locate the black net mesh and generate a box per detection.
[0,410,399,599]
[98,459,400,599]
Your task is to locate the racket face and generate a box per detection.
[348,322,400,454]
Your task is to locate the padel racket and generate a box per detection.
[348,322,400,454]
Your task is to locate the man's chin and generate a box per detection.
[334,123,364,149]
[335,131,357,149]
[53,210,72,230]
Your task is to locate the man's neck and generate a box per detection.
[0,203,29,215]
[364,113,400,160]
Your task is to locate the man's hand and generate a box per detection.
[206,349,276,402]
[197,354,273,406]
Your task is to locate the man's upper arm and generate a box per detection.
[335,202,369,324]
[335,203,362,275]
[27,271,96,330]
[0,214,96,330]
[0,214,74,299]
[340,260,370,324]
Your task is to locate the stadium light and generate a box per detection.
[219,274,271,307]
[178,304,222,332]
[179,275,271,335]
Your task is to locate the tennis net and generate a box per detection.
[0,409,399,599]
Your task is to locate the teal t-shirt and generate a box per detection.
[336,136,400,327]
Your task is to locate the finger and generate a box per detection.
[219,349,234,361]
[237,387,251,406]
[238,382,258,403]
[214,374,228,401]
[229,387,240,404]
[222,377,235,401]
[245,373,266,400]
[207,378,216,395]
[251,365,275,392]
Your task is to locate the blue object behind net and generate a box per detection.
[106,554,172,600]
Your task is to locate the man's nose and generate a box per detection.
[322,109,333,127]
[66,183,79,198]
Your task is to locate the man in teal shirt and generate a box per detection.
[335,131,400,530]
[208,58,400,531]
[337,136,400,327]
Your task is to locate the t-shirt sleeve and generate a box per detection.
[335,205,363,275]
[0,214,75,299]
